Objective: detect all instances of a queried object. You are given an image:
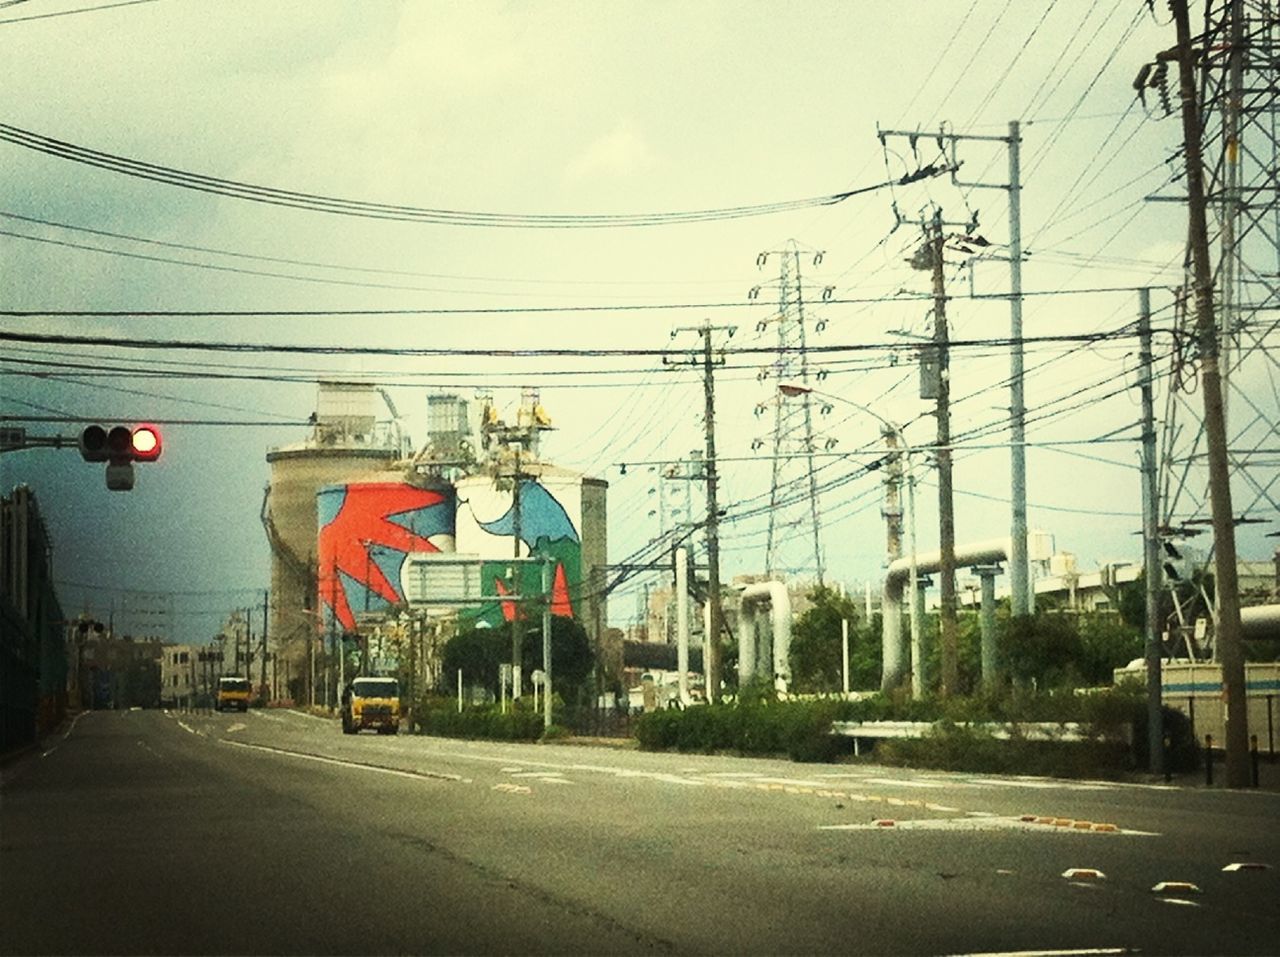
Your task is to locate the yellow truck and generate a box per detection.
[215,676,252,712]
[341,676,401,735]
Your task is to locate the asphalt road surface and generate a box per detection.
[2,708,1278,955]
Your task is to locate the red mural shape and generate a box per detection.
[318,486,446,631]
[491,563,573,623]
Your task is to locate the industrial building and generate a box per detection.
[263,382,607,707]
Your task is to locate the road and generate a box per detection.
[2,708,1277,955]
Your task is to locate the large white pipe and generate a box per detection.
[738,581,792,692]
[882,538,1009,690]
[1241,604,1280,639]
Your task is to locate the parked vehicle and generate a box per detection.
[214,676,251,712]
[341,677,400,735]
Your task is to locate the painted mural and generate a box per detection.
[454,474,582,627]
[317,482,456,632]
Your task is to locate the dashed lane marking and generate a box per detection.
[1222,862,1270,872]
[492,783,532,795]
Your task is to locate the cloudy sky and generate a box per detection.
[1,0,1271,643]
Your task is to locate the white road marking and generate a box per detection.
[944,948,1132,956]
[226,723,247,733]
[861,777,947,789]
[967,778,1111,791]
[248,711,288,724]
[177,721,197,735]
[219,739,469,783]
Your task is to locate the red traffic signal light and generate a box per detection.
[130,425,162,461]
[78,424,162,463]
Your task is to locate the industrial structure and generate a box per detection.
[752,241,830,585]
[262,382,608,708]
[1155,1,1279,648]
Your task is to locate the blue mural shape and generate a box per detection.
[477,480,580,549]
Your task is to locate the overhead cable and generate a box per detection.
[0,121,946,228]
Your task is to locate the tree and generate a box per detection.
[789,586,878,693]
[1077,613,1143,686]
[519,616,595,705]
[999,612,1084,689]
[441,626,506,698]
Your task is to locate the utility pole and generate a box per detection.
[1170,0,1249,787]
[260,590,268,696]
[511,444,523,700]
[701,327,726,704]
[1005,120,1028,617]
[541,559,552,731]
[668,321,732,702]
[929,208,960,696]
[879,123,1028,618]
[1138,288,1165,777]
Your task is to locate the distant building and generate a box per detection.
[159,644,199,709]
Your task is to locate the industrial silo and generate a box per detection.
[263,382,409,699]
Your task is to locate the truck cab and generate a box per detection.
[341,677,401,735]
[215,676,251,712]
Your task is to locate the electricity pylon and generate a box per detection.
[752,240,831,585]
[1144,1,1279,659]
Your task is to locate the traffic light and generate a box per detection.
[78,423,162,491]
[78,424,163,463]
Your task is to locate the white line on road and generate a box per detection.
[943,948,1133,956]
[219,739,469,783]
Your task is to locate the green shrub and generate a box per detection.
[877,724,1133,778]
[413,704,544,742]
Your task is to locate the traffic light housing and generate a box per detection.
[78,424,163,463]
[78,423,162,491]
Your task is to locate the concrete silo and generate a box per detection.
[263,383,408,698]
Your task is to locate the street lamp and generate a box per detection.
[778,383,923,696]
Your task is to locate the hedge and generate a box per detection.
[412,704,545,742]
[633,685,1198,775]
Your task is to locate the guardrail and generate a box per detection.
[831,720,1094,755]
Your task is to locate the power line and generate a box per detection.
[0,326,1156,359]
[0,0,158,25]
[0,121,935,228]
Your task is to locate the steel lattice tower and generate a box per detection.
[1159,0,1280,598]
[754,240,827,584]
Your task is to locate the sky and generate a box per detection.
[1,0,1275,644]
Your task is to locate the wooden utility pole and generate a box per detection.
[930,209,959,696]
[1138,289,1165,777]
[700,324,726,703]
[1169,0,1249,787]
[667,322,731,702]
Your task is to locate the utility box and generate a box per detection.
[918,345,941,400]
